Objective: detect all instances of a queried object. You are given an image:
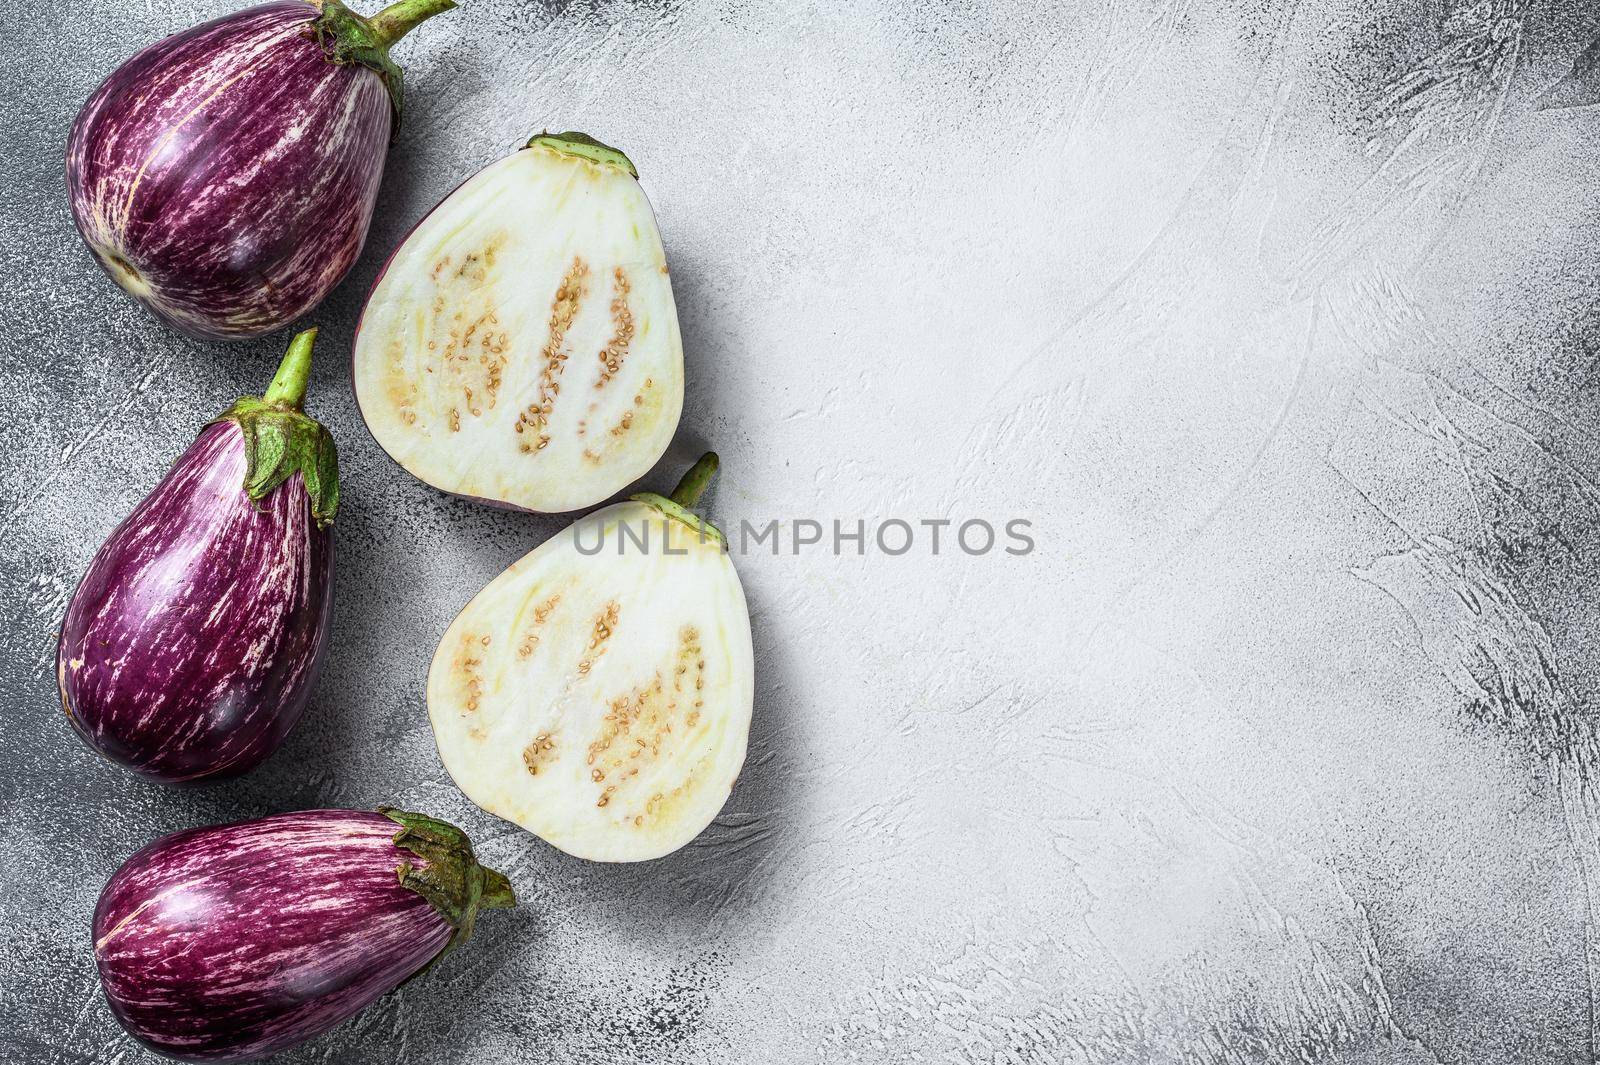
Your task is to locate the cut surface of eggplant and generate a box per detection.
[353,133,683,512]
[428,457,752,861]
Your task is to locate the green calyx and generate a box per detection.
[307,0,459,127]
[213,327,340,528]
[632,452,723,545]
[526,131,638,178]
[379,807,515,969]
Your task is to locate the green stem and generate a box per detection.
[480,868,515,909]
[262,327,318,410]
[367,0,458,48]
[378,807,515,971]
[670,452,719,508]
[526,131,638,178]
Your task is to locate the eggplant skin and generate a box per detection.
[65,1,391,340]
[58,421,332,782]
[94,811,453,1062]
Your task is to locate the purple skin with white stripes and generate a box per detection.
[65,0,456,340]
[57,329,339,782]
[94,809,514,1062]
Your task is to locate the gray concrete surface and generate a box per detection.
[5,0,1600,1061]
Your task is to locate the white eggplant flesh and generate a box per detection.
[428,493,753,862]
[353,135,683,513]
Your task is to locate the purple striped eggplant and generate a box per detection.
[57,328,338,782]
[95,808,515,1062]
[66,0,457,340]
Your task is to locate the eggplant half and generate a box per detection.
[353,132,684,513]
[428,455,753,861]
[66,0,457,339]
[95,808,513,1062]
[57,329,337,782]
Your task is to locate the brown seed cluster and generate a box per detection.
[675,625,706,728]
[516,257,589,452]
[576,600,619,676]
[420,243,511,433]
[453,632,489,713]
[582,378,654,463]
[454,307,509,417]
[522,732,557,776]
[595,267,633,389]
[384,336,421,426]
[586,676,666,807]
[517,593,562,659]
[584,626,707,821]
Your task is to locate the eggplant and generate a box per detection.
[66,0,457,340]
[352,132,684,513]
[58,328,338,782]
[95,808,514,1061]
[428,454,754,861]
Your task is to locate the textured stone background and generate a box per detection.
[5,0,1600,1061]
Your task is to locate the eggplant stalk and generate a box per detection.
[309,0,457,124]
[263,326,317,408]
[368,0,459,47]
[217,328,341,526]
[632,452,723,545]
[381,807,514,971]
[526,131,639,178]
[670,452,719,508]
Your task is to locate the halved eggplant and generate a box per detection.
[427,455,753,861]
[352,132,683,512]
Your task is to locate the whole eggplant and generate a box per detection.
[66,0,456,339]
[58,328,338,782]
[95,808,515,1061]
